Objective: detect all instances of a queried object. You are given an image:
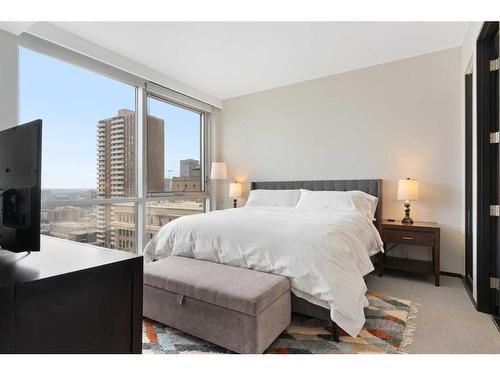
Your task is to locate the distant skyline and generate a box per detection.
[19,48,200,189]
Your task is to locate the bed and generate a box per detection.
[251,180,382,339]
[144,179,383,338]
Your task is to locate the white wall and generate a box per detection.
[0,30,18,130]
[219,47,463,274]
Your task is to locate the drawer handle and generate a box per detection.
[402,236,413,240]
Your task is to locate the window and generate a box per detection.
[145,200,203,243]
[19,42,211,254]
[147,97,202,193]
[144,97,206,240]
[40,202,136,251]
[20,48,137,198]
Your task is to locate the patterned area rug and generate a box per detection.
[143,292,418,354]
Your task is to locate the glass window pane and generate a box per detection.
[19,47,137,200]
[42,202,138,253]
[110,202,137,252]
[144,200,203,243]
[147,97,202,193]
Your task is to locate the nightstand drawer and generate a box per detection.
[383,229,435,246]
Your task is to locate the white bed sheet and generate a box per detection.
[144,206,383,337]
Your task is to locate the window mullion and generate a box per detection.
[136,86,147,254]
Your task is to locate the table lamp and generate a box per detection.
[211,162,227,210]
[229,182,243,208]
[397,178,419,224]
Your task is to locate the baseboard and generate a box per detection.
[450,276,498,330]
[439,271,463,278]
[460,276,478,309]
[492,315,500,333]
[439,272,478,309]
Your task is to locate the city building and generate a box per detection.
[47,206,86,223]
[84,190,97,200]
[180,159,199,178]
[96,109,165,248]
[164,178,173,191]
[45,205,97,242]
[112,200,203,252]
[48,221,98,244]
[172,166,202,192]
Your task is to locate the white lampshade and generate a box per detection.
[210,162,227,180]
[229,182,243,199]
[397,178,419,201]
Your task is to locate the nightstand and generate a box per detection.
[378,219,441,286]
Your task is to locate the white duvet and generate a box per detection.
[144,206,384,337]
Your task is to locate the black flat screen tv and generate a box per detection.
[0,120,42,253]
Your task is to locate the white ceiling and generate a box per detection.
[2,22,470,100]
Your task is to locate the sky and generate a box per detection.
[19,48,200,190]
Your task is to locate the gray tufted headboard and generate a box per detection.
[250,179,382,229]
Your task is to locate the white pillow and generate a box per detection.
[361,192,379,220]
[296,189,378,220]
[245,189,301,207]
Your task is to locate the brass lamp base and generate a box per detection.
[232,199,238,208]
[401,201,414,224]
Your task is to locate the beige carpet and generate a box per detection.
[365,273,500,353]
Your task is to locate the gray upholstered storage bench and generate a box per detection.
[143,256,291,354]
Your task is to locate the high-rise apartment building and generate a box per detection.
[96,109,165,248]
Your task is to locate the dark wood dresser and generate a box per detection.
[378,220,441,286]
[0,236,143,353]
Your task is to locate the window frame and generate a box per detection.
[19,34,212,255]
[145,92,208,196]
